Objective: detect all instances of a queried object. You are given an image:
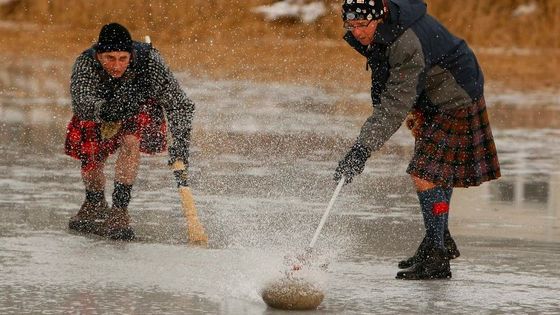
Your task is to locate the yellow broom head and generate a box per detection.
[187,221,208,246]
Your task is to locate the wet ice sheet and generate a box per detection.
[1,76,560,313]
[1,229,559,314]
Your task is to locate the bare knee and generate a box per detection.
[120,135,140,157]
[411,175,437,192]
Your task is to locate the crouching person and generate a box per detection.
[65,23,195,240]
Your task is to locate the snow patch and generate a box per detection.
[252,0,327,23]
[512,2,538,17]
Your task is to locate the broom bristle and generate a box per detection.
[188,223,208,245]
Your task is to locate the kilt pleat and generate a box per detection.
[406,97,501,188]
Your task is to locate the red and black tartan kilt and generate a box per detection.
[406,97,501,188]
[64,100,167,172]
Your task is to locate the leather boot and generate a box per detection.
[396,247,451,280]
[398,235,429,269]
[68,200,109,233]
[444,229,460,259]
[96,206,135,240]
[398,229,461,269]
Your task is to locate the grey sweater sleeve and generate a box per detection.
[357,29,426,152]
[148,49,195,163]
[70,54,105,122]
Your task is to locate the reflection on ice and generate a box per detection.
[490,173,554,206]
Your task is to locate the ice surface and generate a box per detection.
[1,75,559,313]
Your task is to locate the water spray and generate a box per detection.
[261,177,345,310]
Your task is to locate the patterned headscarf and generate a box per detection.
[342,0,388,21]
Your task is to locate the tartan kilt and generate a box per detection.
[406,97,501,188]
[64,100,167,172]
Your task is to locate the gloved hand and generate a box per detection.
[173,168,189,187]
[334,142,371,184]
[168,140,190,168]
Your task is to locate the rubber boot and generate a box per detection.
[398,230,460,269]
[68,200,109,233]
[96,206,135,241]
[396,247,451,280]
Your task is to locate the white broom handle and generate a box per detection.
[308,177,345,249]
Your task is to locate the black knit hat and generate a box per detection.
[342,0,388,21]
[95,23,133,53]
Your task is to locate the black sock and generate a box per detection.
[85,190,105,204]
[442,187,453,231]
[112,182,133,209]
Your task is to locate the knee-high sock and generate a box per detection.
[418,187,449,249]
[443,187,453,231]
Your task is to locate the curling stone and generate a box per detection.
[261,277,324,310]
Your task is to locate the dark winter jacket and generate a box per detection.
[344,0,484,153]
[70,42,195,163]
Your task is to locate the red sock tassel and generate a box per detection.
[432,201,449,216]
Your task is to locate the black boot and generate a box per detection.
[396,247,451,280]
[444,229,460,259]
[398,236,429,269]
[398,230,460,269]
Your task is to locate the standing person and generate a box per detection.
[65,22,195,240]
[334,0,500,279]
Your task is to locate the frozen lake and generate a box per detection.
[1,76,560,314]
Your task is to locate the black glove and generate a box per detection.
[168,140,190,167]
[173,169,189,187]
[334,142,371,184]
